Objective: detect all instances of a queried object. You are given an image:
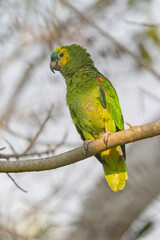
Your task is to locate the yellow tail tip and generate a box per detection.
[106,172,128,192]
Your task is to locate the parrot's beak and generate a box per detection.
[50,51,61,73]
[50,60,55,73]
[50,59,61,73]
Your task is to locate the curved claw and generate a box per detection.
[103,131,112,145]
[83,140,92,154]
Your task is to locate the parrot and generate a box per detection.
[50,44,128,192]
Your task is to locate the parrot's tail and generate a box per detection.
[104,170,128,192]
[102,147,128,192]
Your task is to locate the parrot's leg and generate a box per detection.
[81,130,95,154]
[83,140,92,154]
[103,131,112,145]
[103,119,115,145]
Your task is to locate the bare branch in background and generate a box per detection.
[125,20,160,28]
[23,104,54,154]
[0,131,67,159]
[0,120,159,173]
[5,126,77,147]
[2,52,47,124]
[61,0,160,81]
[3,137,18,155]
[3,138,27,192]
[7,173,27,193]
[0,147,6,151]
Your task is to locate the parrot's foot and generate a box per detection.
[83,140,92,154]
[103,131,112,145]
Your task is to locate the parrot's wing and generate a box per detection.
[69,108,85,141]
[97,75,126,158]
[98,76,124,131]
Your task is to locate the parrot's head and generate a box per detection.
[50,44,94,77]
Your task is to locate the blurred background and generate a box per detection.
[0,0,160,239]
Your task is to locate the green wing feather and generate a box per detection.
[98,75,125,157]
[98,76,124,131]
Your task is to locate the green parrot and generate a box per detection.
[50,44,128,192]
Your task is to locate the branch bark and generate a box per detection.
[0,120,159,173]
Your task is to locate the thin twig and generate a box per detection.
[0,148,56,159]
[125,20,160,28]
[7,173,27,193]
[61,0,160,81]
[23,104,54,155]
[0,130,68,159]
[3,137,17,155]
[3,138,27,193]
[125,121,133,128]
[5,126,79,147]
[2,52,47,124]
[0,147,6,151]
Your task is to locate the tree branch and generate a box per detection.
[0,120,159,173]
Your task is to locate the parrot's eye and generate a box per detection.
[59,52,64,58]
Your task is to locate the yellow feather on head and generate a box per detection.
[54,47,72,68]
